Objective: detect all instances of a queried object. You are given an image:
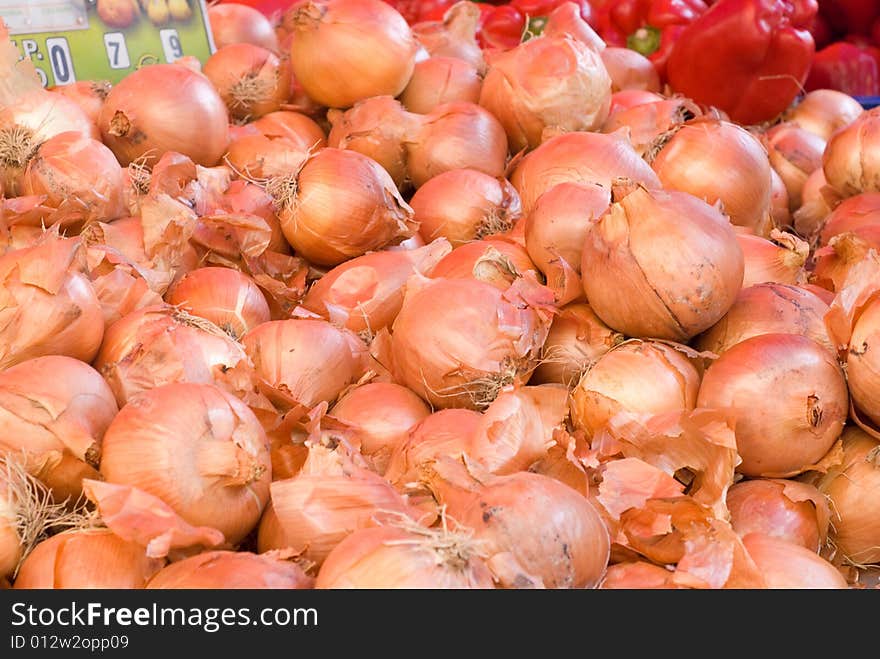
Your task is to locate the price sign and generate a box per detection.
[0,0,215,87]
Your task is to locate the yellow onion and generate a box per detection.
[327,96,417,188]
[769,167,791,229]
[736,230,809,289]
[242,318,366,408]
[99,64,229,167]
[695,283,832,356]
[812,427,880,566]
[822,107,880,198]
[542,1,605,51]
[429,237,538,291]
[225,131,311,181]
[817,192,880,246]
[329,382,432,474]
[478,35,611,153]
[387,384,568,487]
[524,181,610,304]
[272,148,416,267]
[426,459,610,588]
[764,122,826,212]
[406,101,508,188]
[301,239,451,337]
[648,119,773,236]
[741,533,847,589]
[208,2,280,51]
[813,229,880,294]
[13,529,163,589]
[784,89,864,142]
[793,167,839,240]
[316,523,494,589]
[581,185,744,341]
[601,98,701,157]
[510,130,661,215]
[607,89,665,118]
[48,80,111,127]
[410,169,522,246]
[0,77,98,196]
[530,302,624,387]
[0,356,117,503]
[600,47,660,93]
[727,478,830,552]
[400,57,483,114]
[388,275,552,410]
[0,234,104,369]
[696,333,848,478]
[203,43,290,121]
[165,267,271,340]
[601,562,684,589]
[410,0,486,73]
[94,305,253,407]
[289,0,418,108]
[259,447,425,565]
[570,340,700,438]
[146,551,314,589]
[100,382,271,544]
[252,110,327,150]
[222,179,292,254]
[20,131,126,232]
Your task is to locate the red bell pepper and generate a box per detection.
[819,0,880,38]
[805,41,880,97]
[478,4,527,50]
[666,0,818,126]
[593,0,708,81]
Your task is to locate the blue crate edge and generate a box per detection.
[855,95,880,109]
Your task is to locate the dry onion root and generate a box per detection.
[203,43,290,122]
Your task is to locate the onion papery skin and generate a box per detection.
[242,318,365,409]
[510,130,661,215]
[695,283,833,357]
[301,240,451,336]
[741,533,848,589]
[428,238,538,291]
[98,64,230,167]
[274,147,416,267]
[735,232,809,289]
[21,131,126,232]
[524,181,610,305]
[813,427,880,566]
[696,333,848,478]
[822,107,880,199]
[389,277,550,410]
[405,101,508,189]
[329,382,431,475]
[763,122,826,212]
[13,529,163,589]
[601,98,702,157]
[315,526,495,589]
[841,298,880,428]
[600,47,661,93]
[289,0,418,109]
[146,551,314,589]
[727,478,829,551]
[784,89,864,142]
[400,57,483,114]
[817,192,880,247]
[478,35,611,153]
[580,185,744,342]
[648,119,773,237]
[410,169,522,247]
[208,3,280,52]
[165,267,271,340]
[0,355,118,503]
[93,305,252,407]
[100,382,271,545]
[570,340,701,438]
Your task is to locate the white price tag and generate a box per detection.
[45,36,75,84]
[159,28,184,63]
[103,32,130,70]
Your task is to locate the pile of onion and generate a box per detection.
[100,382,271,545]
[289,0,418,108]
[580,184,744,341]
[696,333,848,478]
[387,275,552,410]
[478,34,611,153]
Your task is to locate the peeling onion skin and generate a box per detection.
[570,340,700,438]
[696,333,848,478]
[741,533,848,589]
[580,185,744,342]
